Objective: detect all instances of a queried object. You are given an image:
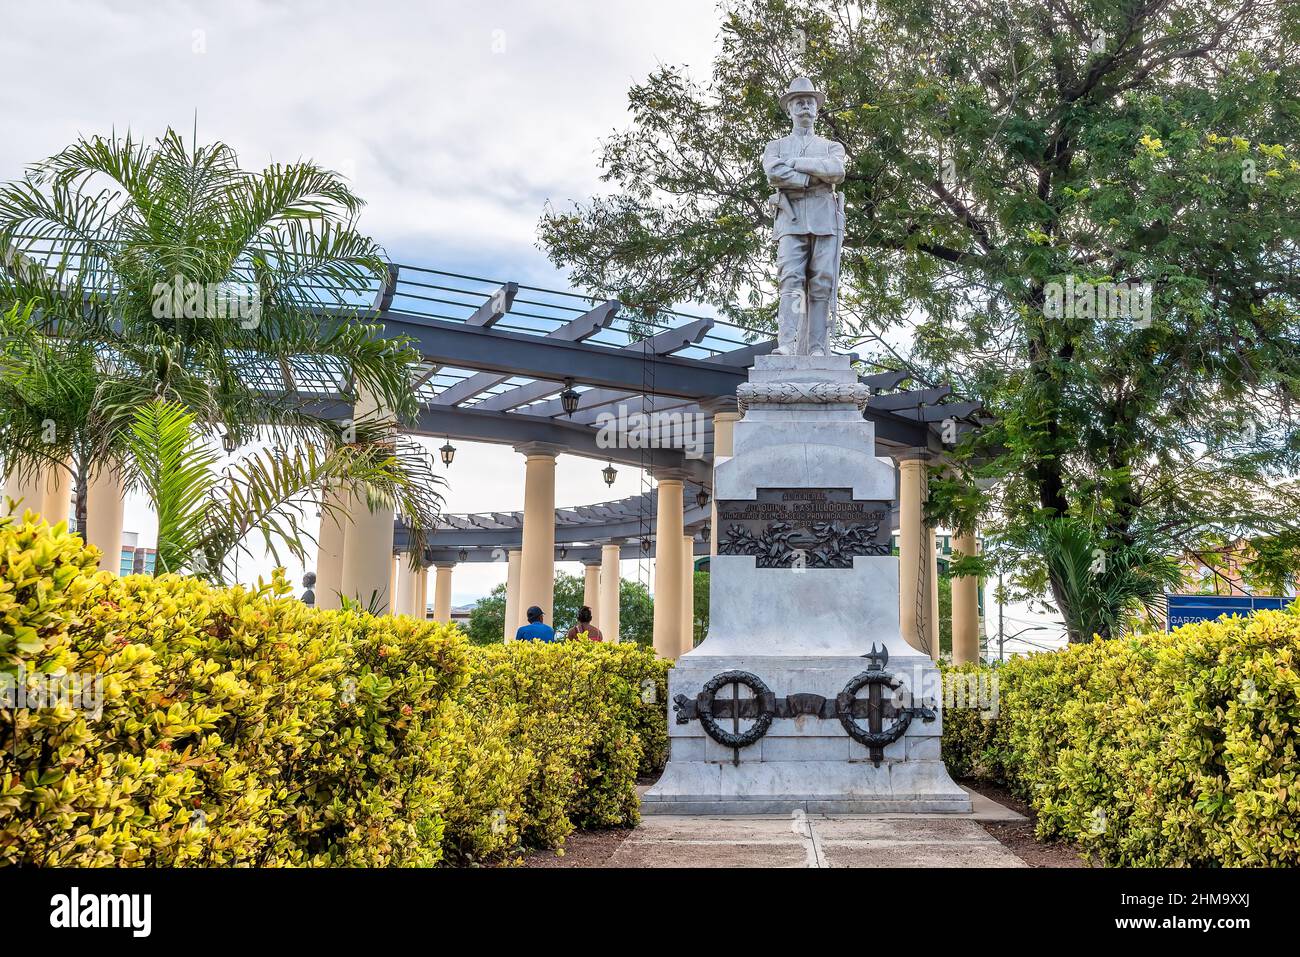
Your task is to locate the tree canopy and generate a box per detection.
[540,0,1300,615]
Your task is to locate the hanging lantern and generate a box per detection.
[439,437,456,467]
[560,377,580,417]
[701,521,711,542]
[696,485,709,509]
[458,549,468,562]
[559,546,568,560]
[221,429,238,454]
[640,536,651,553]
[601,461,618,487]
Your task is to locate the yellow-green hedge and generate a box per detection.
[942,612,1300,866]
[0,514,668,866]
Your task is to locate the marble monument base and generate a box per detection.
[641,654,970,815]
[641,352,969,815]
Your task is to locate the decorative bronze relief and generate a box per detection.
[716,487,891,568]
[673,647,936,767]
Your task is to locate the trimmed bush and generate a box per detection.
[942,612,1300,866]
[442,640,669,862]
[0,514,669,866]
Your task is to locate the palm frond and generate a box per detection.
[121,400,217,574]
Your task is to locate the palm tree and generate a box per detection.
[0,128,422,533]
[122,400,442,582]
[0,301,96,517]
[1036,517,1185,642]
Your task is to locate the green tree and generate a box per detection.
[539,0,1300,629]
[0,301,112,520]
[616,577,656,646]
[937,573,952,657]
[1034,516,1184,641]
[0,128,426,540]
[692,569,710,646]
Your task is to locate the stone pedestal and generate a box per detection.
[642,355,969,814]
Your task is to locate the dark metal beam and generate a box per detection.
[428,298,619,406]
[417,541,708,564]
[407,403,710,482]
[479,316,714,414]
[868,386,952,411]
[423,503,712,547]
[374,312,749,398]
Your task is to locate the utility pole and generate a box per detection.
[997,571,1005,662]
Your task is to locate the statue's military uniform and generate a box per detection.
[762,78,846,356]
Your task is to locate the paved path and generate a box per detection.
[610,787,1027,868]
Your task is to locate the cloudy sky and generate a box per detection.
[2,0,727,607]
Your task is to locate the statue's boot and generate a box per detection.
[774,296,800,355]
[806,298,831,356]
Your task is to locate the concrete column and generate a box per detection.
[84,466,126,571]
[582,560,601,620]
[951,530,980,665]
[433,563,454,623]
[898,452,937,659]
[315,483,348,610]
[652,471,686,658]
[706,402,741,557]
[411,562,428,617]
[393,554,416,616]
[503,548,522,641]
[42,462,72,526]
[339,387,396,613]
[415,566,429,619]
[515,443,560,626]
[3,464,46,519]
[681,534,695,654]
[600,541,621,643]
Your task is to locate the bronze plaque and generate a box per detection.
[716,487,891,568]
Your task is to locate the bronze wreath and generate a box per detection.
[696,670,776,749]
[835,669,914,748]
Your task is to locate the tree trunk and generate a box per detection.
[74,453,89,540]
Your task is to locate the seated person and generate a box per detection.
[563,606,604,642]
[514,605,557,642]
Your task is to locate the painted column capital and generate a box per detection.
[895,447,934,464]
[652,467,691,485]
[697,396,740,417]
[513,441,564,459]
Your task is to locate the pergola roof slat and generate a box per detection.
[427,299,619,407]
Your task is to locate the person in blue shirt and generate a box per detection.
[514,605,557,642]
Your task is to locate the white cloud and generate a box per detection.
[1,0,722,259]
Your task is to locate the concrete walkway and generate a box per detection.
[610,787,1027,868]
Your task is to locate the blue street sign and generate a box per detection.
[1166,593,1295,631]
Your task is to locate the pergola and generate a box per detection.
[3,252,987,656]
[311,263,986,650]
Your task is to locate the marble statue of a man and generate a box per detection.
[762,76,846,356]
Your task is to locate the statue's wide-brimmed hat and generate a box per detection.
[779,76,825,109]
